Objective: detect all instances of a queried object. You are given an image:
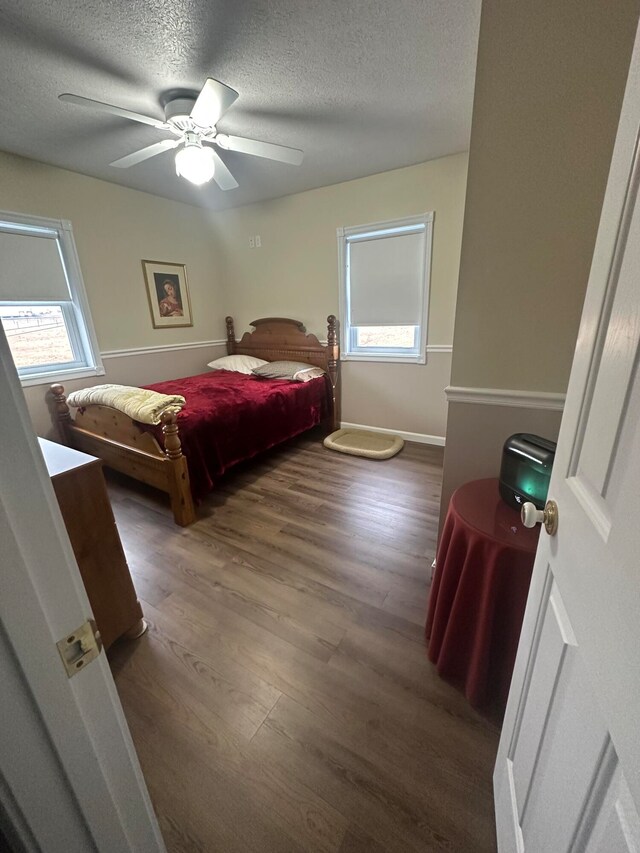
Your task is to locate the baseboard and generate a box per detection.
[340,421,446,446]
[445,385,565,411]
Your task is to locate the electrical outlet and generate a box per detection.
[255,235,262,248]
[249,236,255,248]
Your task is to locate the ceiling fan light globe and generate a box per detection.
[175,145,215,185]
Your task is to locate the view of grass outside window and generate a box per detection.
[0,305,74,368]
[355,325,417,349]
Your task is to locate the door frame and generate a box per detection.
[0,325,164,851]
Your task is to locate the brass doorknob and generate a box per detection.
[521,500,558,536]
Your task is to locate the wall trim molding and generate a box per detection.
[340,421,446,447]
[101,339,227,359]
[100,340,453,361]
[445,385,566,411]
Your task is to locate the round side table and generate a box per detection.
[425,477,540,715]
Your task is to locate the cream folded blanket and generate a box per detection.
[67,384,185,425]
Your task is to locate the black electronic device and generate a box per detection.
[499,433,557,511]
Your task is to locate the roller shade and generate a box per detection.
[348,229,425,326]
[0,229,71,302]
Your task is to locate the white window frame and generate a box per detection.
[337,212,433,364]
[0,211,104,386]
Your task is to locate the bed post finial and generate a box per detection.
[50,383,72,444]
[225,316,236,354]
[327,314,338,347]
[160,410,183,459]
[326,315,341,431]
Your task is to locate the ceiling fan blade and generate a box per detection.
[59,93,169,130]
[110,138,180,168]
[209,148,239,190]
[190,78,239,128]
[215,133,303,166]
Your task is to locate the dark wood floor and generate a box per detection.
[107,429,499,852]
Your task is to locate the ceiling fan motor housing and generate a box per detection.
[164,97,198,131]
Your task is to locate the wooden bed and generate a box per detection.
[50,316,340,527]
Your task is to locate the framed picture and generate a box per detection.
[142,260,193,329]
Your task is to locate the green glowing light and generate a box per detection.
[516,472,550,502]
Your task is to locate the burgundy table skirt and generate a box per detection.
[426,478,539,715]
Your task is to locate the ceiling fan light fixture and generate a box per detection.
[175,138,215,186]
[59,78,304,191]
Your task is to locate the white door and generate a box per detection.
[0,330,165,848]
[494,21,640,853]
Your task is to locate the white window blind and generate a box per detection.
[337,213,433,363]
[348,229,426,327]
[0,212,103,386]
[0,228,71,302]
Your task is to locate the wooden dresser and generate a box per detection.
[39,438,145,650]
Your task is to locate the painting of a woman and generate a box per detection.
[157,278,184,317]
[142,261,193,328]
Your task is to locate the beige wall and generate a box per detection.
[440,0,639,526]
[342,358,452,437]
[0,150,229,432]
[450,0,639,392]
[213,153,468,437]
[0,150,225,351]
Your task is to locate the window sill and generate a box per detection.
[19,365,106,388]
[341,353,426,365]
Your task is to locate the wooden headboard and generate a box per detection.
[225,315,341,429]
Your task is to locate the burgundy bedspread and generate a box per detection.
[140,370,329,500]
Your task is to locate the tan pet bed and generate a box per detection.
[323,428,404,459]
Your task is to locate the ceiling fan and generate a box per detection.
[58,77,304,190]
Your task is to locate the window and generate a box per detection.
[337,213,433,363]
[0,212,103,385]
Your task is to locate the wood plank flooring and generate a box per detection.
[107,429,499,852]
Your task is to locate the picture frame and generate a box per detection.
[142,260,193,329]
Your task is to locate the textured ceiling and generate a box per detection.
[0,0,480,210]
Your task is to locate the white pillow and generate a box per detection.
[252,361,326,382]
[207,354,268,374]
[293,366,326,382]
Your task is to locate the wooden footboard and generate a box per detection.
[50,384,196,527]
